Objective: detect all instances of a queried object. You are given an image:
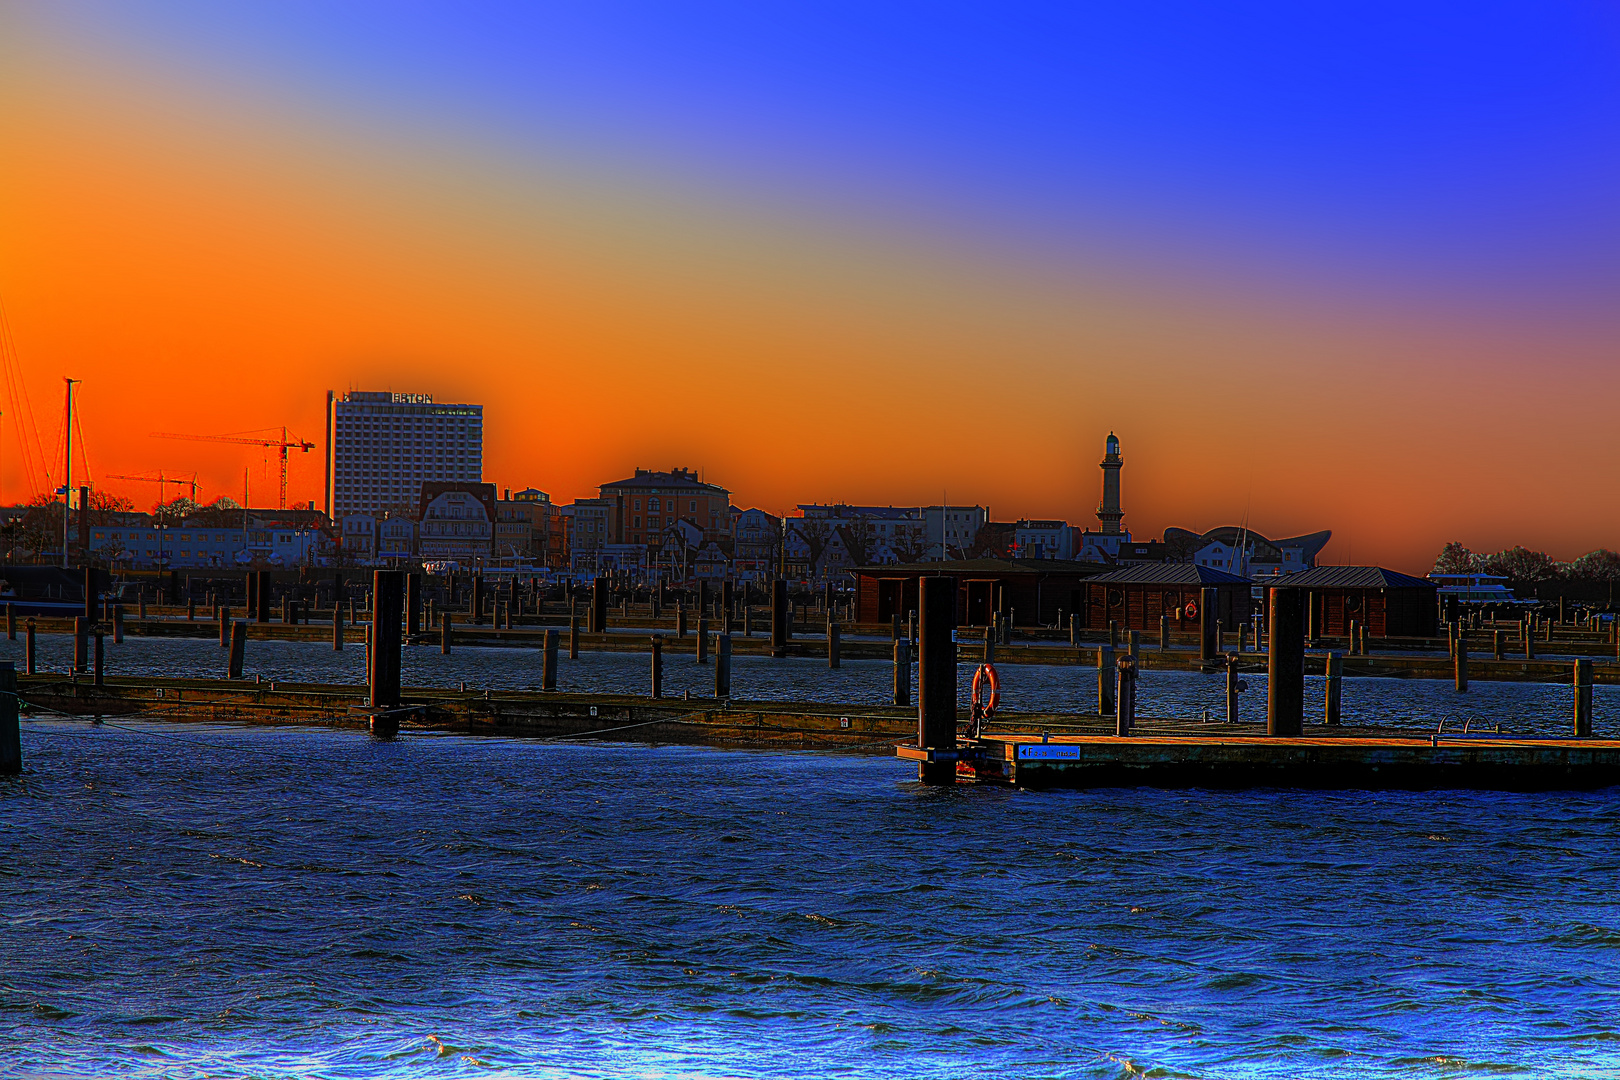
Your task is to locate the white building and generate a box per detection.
[327,389,483,519]
[1013,519,1075,560]
[924,505,987,561]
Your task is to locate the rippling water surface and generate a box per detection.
[6,722,1620,1078]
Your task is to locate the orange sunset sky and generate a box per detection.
[2,5,1619,574]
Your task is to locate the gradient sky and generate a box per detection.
[3,2,1619,571]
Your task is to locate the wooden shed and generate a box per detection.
[1079,563,1253,633]
[853,559,1107,627]
[1273,565,1438,639]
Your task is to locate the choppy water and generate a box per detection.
[6,723,1620,1077]
[5,634,1613,738]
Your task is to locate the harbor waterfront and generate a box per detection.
[7,722,1620,1077]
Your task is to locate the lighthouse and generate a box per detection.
[1096,432,1124,535]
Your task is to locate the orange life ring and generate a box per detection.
[971,663,1001,722]
[1184,600,1199,620]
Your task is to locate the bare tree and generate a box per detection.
[841,517,877,567]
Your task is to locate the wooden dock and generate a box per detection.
[906,731,1620,790]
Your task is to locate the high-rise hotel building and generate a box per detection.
[325,390,483,519]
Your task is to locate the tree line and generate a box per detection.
[1433,541,1620,582]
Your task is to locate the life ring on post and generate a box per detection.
[1184,600,1199,621]
[970,663,1001,737]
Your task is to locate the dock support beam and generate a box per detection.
[1324,651,1343,725]
[1267,587,1304,735]
[916,575,957,785]
[1575,658,1594,737]
[1199,587,1218,663]
[0,663,18,775]
[770,579,788,658]
[542,628,558,690]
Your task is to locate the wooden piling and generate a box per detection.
[677,601,688,638]
[1350,618,1361,657]
[186,598,195,621]
[1324,651,1343,725]
[569,616,580,659]
[1108,619,1119,649]
[93,631,104,688]
[1116,654,1137,736]
[983,626,995,664]
[1129,629,1140,662]
[227,621,246,679]
[333,603,345,650]
[113,604,124,644]
[471,572,486,625]
[441,612,453,654]
[770,579,788,659]
[1455,637,1469,693]
[72,617,88,673]
[698,617,710,663]
[406,573,421,640]
[1267,587,1304,736]
[590,576,608,634]
[1159,615,1169,651]
[138,592,146,619]
[827,622,841,669]
[1069,614,1078,646]
[218,606,230,647]
[82,566,96,623]
[257,570,271,624]
[0,663,18,775]
[24,620,35,676]
[1097,645,1115,715]
[893,639,910,707]
[716,633,732,698]
[650,638,664,698]
[1575,658,1594,737]
[370,570,404,711]
[1199,587,1218,662]
[1225,654,1241,724]
[542,628,559,691]
[4,602,13,641]
[1237,622,1248,654]
[1493,630,1503,661]
[916,575,957,785]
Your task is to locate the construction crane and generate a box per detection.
[150,427,314,509]
[107,473,199,504]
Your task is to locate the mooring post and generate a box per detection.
[892,638,910,707]
[1455,637,1469,693]
[890,614,900,641]
[698,617,710,663]
[1108,619,1119,649]
[590,576,608,634]
[406,573,421,640]
[1225,654,1241,724]
[186,598,195,621]
[113,604,124,645]
[1237,622,1248,654]
[82,566,96,623]
[1575,658,1594,737]
[983,625,995,664]
[369,570,404,716]
[138,591,146,620]
[1267,587,1304,736]
[4,602,13,641]
[542,628,559,691]
[0,662,18,775]
[227,620,246,679]
[333,602,345,651]
[24,619,35,676]
[1199,587,1218,663]
[828,621,841,669]
[72,617,88,674]
[1351,618,1362,658]
[1097,645,1115,715]
[471,573,485,625]
[916,575,957,785]
[650,638,663,698]
[677,600,688,638]
[1324,651,1343,725]
[93,631,104,688]
[257,571,271,624]
[218,606,230,647]
[569,615,580,659]
[1069,614,1078,646]
[770,579,788,658]
[715,633,732,697]
[1493,629,1503,661]
[1116,654,1137,736]
[1525,625,1535,659]
[1129,629,1141,662]
[1360,624,1370,656]
[1159,614,1169,651]
[441,612,453,655]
